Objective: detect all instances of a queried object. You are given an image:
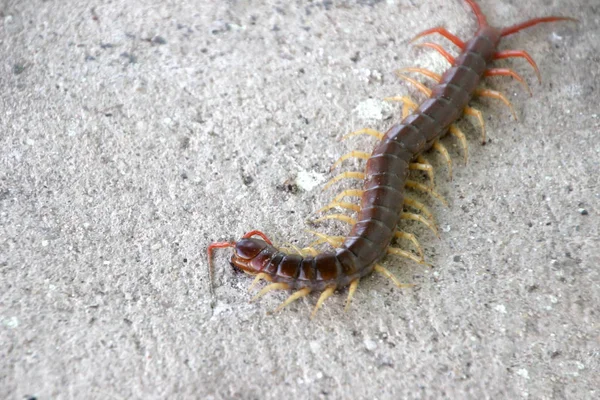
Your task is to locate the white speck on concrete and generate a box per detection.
[364,338,377,352]
[494,304,507,314]
[296,170,326,192]
[353,99,393,121]
[516,368,530,379]
[2,316,19,328]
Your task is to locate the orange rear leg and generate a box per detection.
[485,68,532,95]
[494,50,541,83]
[410,26,465,49]
[415,42,456,65]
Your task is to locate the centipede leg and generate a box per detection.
[272,287,312,313]
[396,67,442,83]
[384,94,418,118]
[394,72,432,97]
[403,196,436,226]
[394,230,425,260]
[474,88,518,120]
[415,42,456,65]
[463,106,487,144]
[333,189,364,202]
[251,282,289,302]
[411,26,465,49]
[432,140,453,180]
[405,179,448,206]
[313,214,357,226]
[494,50,541,83]
[409,162,435,185]
[306,230,345,248]
[374,264,416,287]
[311,286,336,319]
[331,150,370,171]
[449,124,469,163]
[318,201,360,214]
[400,212,439,238]
[342,128,384,141]
[248,272,272,292]
[484,68,532,95]
[344,279,360,312]
[301,247,319,256]
[324,171,366,190]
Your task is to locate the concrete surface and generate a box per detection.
[1,0,598,398]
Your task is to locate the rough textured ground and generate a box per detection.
[1,0,598,399]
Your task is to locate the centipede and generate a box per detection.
[208,0,575,318]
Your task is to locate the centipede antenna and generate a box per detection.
[500,17,578,37]
[207,241,235,301]
[242,230,273,245]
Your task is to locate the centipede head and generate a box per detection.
[208,230,275,278]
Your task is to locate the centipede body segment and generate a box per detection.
[208,0,575,317]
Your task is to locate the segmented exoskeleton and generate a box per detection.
[208,0,575,318]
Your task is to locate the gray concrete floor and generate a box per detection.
[1,0,598,399]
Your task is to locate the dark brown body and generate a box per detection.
[233,27,501,291]
[217,1,575,300]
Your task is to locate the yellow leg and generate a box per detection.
[384,95,418,119]
[344,279,360,312]
[401,212,440,237]
[279,242,304,255]
[342,128,384,141]
[333,189,364,203]
[387,246,430,266]
[317,201,360,214]
[306,230,345,248]
[449,124,469,164]
[301,247,319,256]
[394,230,425,260]
[474,88,518,121]
[409,162,435,185]
[405,180,448,206]
[331,150,370,171]
[313,214,357,226]
[311,286,336,319]
[403,196,436,226]
[432,140,453,180]
[394,72,432,97]
[251,283,289,302]
[272,287,312,313]
[464,106,486,144]
[396,67,442,82]
[248,272,272,291]
[374,264,415,288]
[324,171,365,190]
